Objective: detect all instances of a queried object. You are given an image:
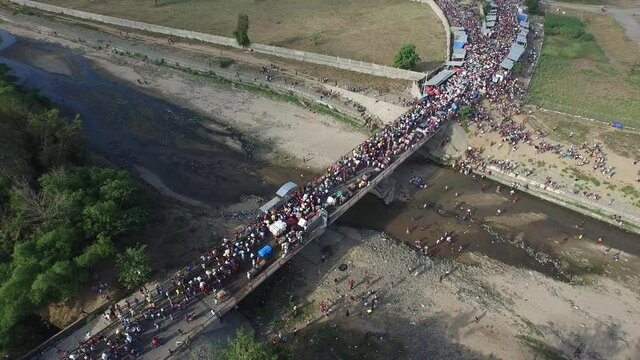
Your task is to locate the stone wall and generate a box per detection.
[9,0,440,81]
[475,167,640,234]
[412,0,452,60]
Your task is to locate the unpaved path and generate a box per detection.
[324,84,408,124]
[554,1,640,44]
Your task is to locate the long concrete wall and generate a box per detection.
[475,166,640,234]
[412,0,452,61]
[9,0,436,81]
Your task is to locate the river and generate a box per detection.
[0,30,306,207]
[339,158,640,280]
[1,30,638,281]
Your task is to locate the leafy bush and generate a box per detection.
[393,44,421,70]
[117,244,152,289]
[218,58,235,68]
[0,66,147,356]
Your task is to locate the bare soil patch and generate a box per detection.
[41,0,446,67]
[236,226,640,359]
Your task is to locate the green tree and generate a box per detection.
[117,244,152,289]
[27,110,85,170]
[192,329,282,360]
[307,31,324,46]
[233,14,251,48]
[459,105,473,120]
[393,44,421,70]
[512,62,523,75]
[483,3,491,19]
[525,0,544,16]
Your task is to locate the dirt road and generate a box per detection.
[554,1,640,44]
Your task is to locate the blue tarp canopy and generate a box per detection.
[517,13,528,22]
[454,41,466,49]
[611,122,624,129]
[258,245,273,258]
[276,182,298,198]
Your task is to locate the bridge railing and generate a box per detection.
[329,127,443,224]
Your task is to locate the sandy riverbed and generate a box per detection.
[237,226,640,359]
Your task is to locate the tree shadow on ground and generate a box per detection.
[548,319,639,360]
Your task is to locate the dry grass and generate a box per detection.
[527,13,640,127]
[41,0,446,67]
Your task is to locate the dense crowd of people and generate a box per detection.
[60,0,534,358]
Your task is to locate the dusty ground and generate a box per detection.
[468,114,640,216]
[40,0,446,67]
[0,11,374,172]
[90,54,368,171]
[234,226,640,359]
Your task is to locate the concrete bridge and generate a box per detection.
[27,125,444,360]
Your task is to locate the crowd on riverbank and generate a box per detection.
[59,0,532,358]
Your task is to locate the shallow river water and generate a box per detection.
[339,158,640,279]
[1,30,638,280]
[0,30,304,206]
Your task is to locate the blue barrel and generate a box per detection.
[258,245,273,258]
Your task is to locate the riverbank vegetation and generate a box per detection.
[0,64,147,356]
[527,13,640,128]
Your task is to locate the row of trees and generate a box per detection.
[0,64,148,355]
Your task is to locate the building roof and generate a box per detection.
[260,197,281,214]
[424,69,455,86]
[454,32,468,43]
[276,182,298,198]
[500,58,514,70]
[452,48,467,60]
[519,27,529,36]
[486,15,497,22]
[507,44,526,61]
[516,34,527,44]
[520,20,530,29]
[445,60,465,67]
[450,26,465,32]
[486,21,496,28]
[481,22,491,35]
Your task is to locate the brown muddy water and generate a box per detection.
[339,158,640,280]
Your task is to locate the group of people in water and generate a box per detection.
[63,0,540,358]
